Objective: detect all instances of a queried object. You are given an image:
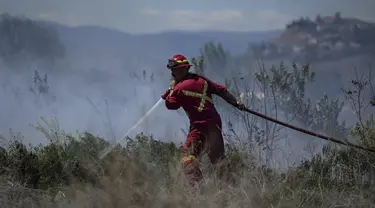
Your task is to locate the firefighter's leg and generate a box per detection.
[206,123,225,164]
[206,123,233,184]
[180,128,204,186]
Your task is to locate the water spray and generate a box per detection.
[99,98,164,159]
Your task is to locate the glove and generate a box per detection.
[236,101,247,111]
[162,80,177,100]
[161,89,170,100]
[170,80,176,89]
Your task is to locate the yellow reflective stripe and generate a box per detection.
[182,90,213,103]
[181,81,212,112]
[197,81,208,112]
[176,59,188,63]
[181,155,196,163]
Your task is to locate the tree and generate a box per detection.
[334,12,341,20]
[254,62,346,134]
[0,13,65,69]
[190,56,205,76]
[298,66,375,189]
[198,41,232,79]
[191,42,237,96]
[316,14,322,23]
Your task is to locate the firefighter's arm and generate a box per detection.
[209,80,246,110]
[220,91,247,110]
[161,87,182,110]
[220,91,238,104]
[208,79,228,95]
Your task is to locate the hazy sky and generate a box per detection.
[1,0,374,34]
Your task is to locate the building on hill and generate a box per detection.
[286,14,342,32]
[250,13,374,61]
[321,16,337,24]
[286,17,317,31]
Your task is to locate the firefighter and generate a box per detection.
[161,54,246,187]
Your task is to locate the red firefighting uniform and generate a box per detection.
[161,73,227,186]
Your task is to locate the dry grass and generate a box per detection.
[1,141,375,208]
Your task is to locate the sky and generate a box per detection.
[0,0,375,34]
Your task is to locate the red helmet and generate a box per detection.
[167,54,192,69]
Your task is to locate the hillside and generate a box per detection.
[250,13,375,61]
[38,20,280,71]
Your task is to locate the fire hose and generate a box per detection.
[231,102,375,153]
[99,97,375,160]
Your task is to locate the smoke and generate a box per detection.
[0,53,188,146]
